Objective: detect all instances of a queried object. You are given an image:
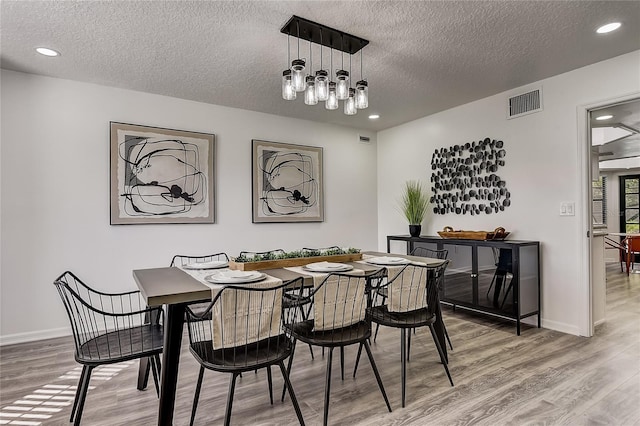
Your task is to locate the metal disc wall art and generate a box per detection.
[430,137,509,215]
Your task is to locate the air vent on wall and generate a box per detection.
[507,87,543,119]
[358,135,371,144]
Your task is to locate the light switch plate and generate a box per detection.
[560,202,575,216]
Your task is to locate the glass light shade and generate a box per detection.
[304,76,318,105]
[355,80,368,109]
[325,82,338,110]
[282,70,296,101]
[315,70,329,101]
[291,59,306,92]
[336,70,349,100]
[344,88,357,115]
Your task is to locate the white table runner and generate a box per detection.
[180,267,283,348]
[285,266,366,331]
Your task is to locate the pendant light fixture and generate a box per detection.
[344,54,356,115]
[291,21,306,92]
[336,37,349,100]
[355,42,368,109]
[326,81,339,110]
[315,30,329,102]
[345,88,357,115]
[280,15,369,116]
[304,40,318,105]
[282,35,296,100]
[325,47,338,110]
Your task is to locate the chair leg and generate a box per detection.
[401,329,407,408]
[443,321,453,351]
[428,324,454,386]
[70,365,88,422]
[323,347,334,426]
[353,342,363,378]
[500,280,514,309]
[374,323,381,342]
[190,366,205,426]
[267,366,273,405]
[363,340,392,413]
[278,361,306,426]
[154,353,161,375]
[407,330,411,362]
[73,365,93,426]
[340,347,345,381]
[281,339,297,402]
[224,373,239,426]
[150,356,160,397]
[298,306,315,360]
[486,272,497,298]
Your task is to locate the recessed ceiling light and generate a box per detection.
[596,22,621,34]
[368,114,380,119]
[35,47,60,57]
[595,114,613,121]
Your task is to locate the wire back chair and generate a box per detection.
[355,261,453,408]
[185,277,305,426]
[408,246,453,349]
[171,252,230,316]
[53,271,164,426]
[410,247,449,260]
[282,270,392,426]
[485,248,513,308]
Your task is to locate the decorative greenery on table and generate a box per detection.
[234,247,361,263]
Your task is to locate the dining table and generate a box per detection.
[132,251,447,426]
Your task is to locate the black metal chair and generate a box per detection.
[54,271,164,426]
[185,278,305,426]
[171,252,230,316]
[485,248,513,308]
[373,247,453,351]
[408,247,453,350]
[355,261,453,408]
[282,271,392,426]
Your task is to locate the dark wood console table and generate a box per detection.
[387,235,540,335]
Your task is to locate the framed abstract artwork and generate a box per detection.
[110,122,215,224]
[252,139,324,223]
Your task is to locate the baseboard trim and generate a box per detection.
[541,318,580,336]
[0,327,71,347]
[594,318,606,327]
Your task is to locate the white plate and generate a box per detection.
[365,256,411,266]
[304,262,354,273]
[183,260,229,270]
[205,271,265,284]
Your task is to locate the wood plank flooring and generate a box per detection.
[1,263,639,425]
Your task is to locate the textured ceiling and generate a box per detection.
[2,1,639,131]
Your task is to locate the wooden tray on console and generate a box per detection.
[437,226,509,241]
[229,253,363,271]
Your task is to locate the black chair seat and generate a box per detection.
[368,305,435,329]
[54,271,164,426]
[287,319,371,347]
[190,335,292,373]
[78,324,163,365]
[185,280,306,426]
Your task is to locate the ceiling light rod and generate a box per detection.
[280,15,369,55]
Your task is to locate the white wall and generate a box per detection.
[377,51,640,336]
[0,70,378,344]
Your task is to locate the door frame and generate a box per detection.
[577,92,640,337]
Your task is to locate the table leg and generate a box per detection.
[157,303,186,426]
[492,271,506,308]
[137,358,150,390]
[433,301,448,363]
